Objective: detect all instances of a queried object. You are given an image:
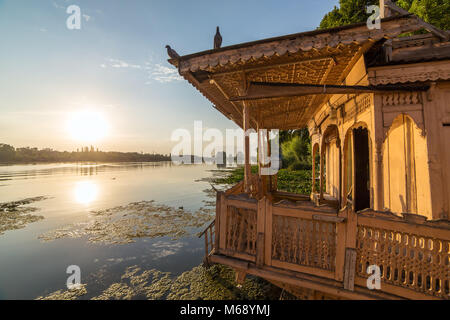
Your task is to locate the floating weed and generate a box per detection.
[0,196,47,235]
[35,264,280,300]
[35,284,87,300]
[92,266,172,300]
[167,264,281,300]
[39,200,214,244]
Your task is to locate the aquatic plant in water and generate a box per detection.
[36,284,87,300]
[35,264,281,300]
[0,196,47,235]
[39,200,214,244]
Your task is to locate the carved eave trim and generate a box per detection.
[368,60,450,85]
[171,15,421,74]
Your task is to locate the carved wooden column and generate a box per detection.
[373,94,384,211]
[311,149,316,194]
[319,147,324,201]
[263,129,271,195]
[243,102,251,193]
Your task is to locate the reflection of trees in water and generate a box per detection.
[0,161,175,180]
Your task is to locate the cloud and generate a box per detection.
[52,1,65,9]
[101,58,142,69]
[100,56,182,84]
[146,63,182,83]
[39,28,47,32]
[151,241,185,259]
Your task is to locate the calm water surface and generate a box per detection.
[0,162,218,299]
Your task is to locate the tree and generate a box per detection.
[399,0,450,30]
[319,0,449,31]
[0,144,15,162]
[280,128,312,170]
[319,0,377,29]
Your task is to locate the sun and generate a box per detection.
[74,180,98,205]
[67,110,109,143]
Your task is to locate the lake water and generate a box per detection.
[0,162,220,299]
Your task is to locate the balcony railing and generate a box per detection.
[200,182,450,300]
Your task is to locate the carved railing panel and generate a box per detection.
[271,214,337,273]
[216,187,450,300]
[225,205,257,257]
[356,223,450,299]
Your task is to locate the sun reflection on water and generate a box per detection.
[74,181,99,205]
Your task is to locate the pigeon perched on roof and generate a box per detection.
[214,26,222,49]
[166,45,180,60]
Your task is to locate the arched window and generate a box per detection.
[343,124,371,212]
[320,126,341,205]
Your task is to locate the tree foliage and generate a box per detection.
[0,143,171,163]
[397,0,450,30]
[279,128,311,170]
[319,0,378,29]
[319,0,449,30]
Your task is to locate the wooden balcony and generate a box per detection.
[202,182,450,300]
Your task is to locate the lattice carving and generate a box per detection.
[272,215,337,271]
[225,206,257,256]
[356,226,450,299]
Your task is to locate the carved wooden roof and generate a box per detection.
[169,15,426,129]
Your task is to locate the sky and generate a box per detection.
[0,0,339,154]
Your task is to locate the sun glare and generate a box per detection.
[74,180,99,205]
[67,110,109,143]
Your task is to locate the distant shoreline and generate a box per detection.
[0,143,172,164]
[0,160,174,166]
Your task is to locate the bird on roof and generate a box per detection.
[166,45,180,60]
[214,26,222,49]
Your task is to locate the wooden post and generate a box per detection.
[264,197,273,266]
[379,0,391,19]
[343,206,358,290]
[320,148,324,201]
[256,197,266,267]
[235,270,247,285]
[204,231,209,263]
[335,208,348,282]
[260,130,269,196]
[243,102,251,193]
[266,130,272,194]
[257,123,261,176]
[312,146,316,194]
[373,94,384,211]
[343,248,357,291]
[219,194,227,251]
[215,192,222,253]
[338,139,342,209]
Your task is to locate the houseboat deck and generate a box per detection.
[201,182,449,300]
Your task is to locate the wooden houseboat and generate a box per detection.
[168,1,450,299]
